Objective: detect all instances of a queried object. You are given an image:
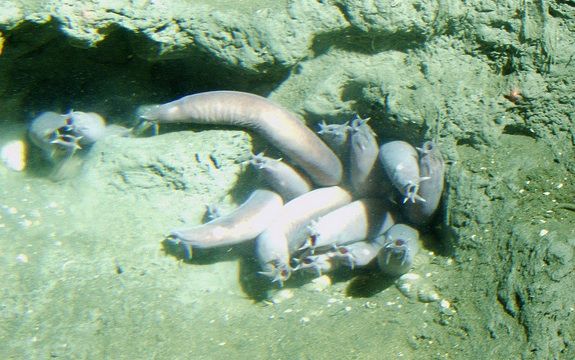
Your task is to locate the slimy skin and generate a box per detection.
[248,153,312,201]
[66,111,107,145]
[349,117,380,196]
[336,241,382,268]
[376,224,420,277]
[141,91,343,186]
[297,240,383,274]
[403,141,445,226]
[255,186,353,285]
[303,198,394,251]
[28,111,72,160]
[169,189,283,253]
[379,141,424,203]
[295,252,336,275]
[28,111,86,181]
[317,121,350,157]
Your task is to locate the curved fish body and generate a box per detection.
[336,241,382,268]
[303,198,394,252]
[141,91,343,186]
[317,121,350,158]
[28,111,71,160]
[349,117,380,196]
[403,141,445,226]
[255,186,352,285]
[169,189,283,253]
[379,141,424,203]
[66,111,107,145]
[248,153,312,201]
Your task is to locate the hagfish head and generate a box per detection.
[258,260,292,287]
[376,224,419,277]
[65,111,107,145]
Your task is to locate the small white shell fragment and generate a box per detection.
[539,229,549,237]
[270,288,294,304]
[396,272,421,299]
[303,275,332,292]
[396,272,440,303]
[417,284,440,303]
[16,254,29,263]
[1,140,27,171]
[439,299,451,309]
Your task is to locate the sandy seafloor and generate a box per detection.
[2,101,573,360]
[0,124,459,359]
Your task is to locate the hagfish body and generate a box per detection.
[141,91,343,186]
[349,117,380,196]
[379,141,423,203]
[255,186,352,284]
[304,198,394,251]
[248,153,312,201]
[403,141,445,226]
[169,189,283,251]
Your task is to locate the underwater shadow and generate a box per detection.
[344,265,397,298]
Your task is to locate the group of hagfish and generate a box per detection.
[29,91,445,286]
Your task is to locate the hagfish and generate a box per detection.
[317,120,350,157]
[66,111,107,145]
[28,111,72,159]
[255,186,352,285]
[248,153,312,201]
[169,189,283,254]
[403,141,445,226]
[349,117,380,196]
[141,91,343,186]
[297,240,384,274]
[303,198,394,252]
[336,241,383,268]
[379,141,425,203]
[375,224,420,277]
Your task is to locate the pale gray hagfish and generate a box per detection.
[376,224,420,277]
[379,140,426,204]
[169,189,284,254]
[133,90,445,286]
[296,222,419,276]
[348,116,380,196]
[28,111,108,180]
[141,91,343,186]
[296,241,383,275]
[317,120,350,158]
[255,186,353,284]
[248,152,313,201]
[402,141,445,226]
[302,198,395,252]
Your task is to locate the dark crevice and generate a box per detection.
[502,124,538,138]
[311,27,425,56]
[0,19,288,125]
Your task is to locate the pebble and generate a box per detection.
[302,275,332,292]
[270,288,294,304]
[396,272,440,303]
[1,140,26,171]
